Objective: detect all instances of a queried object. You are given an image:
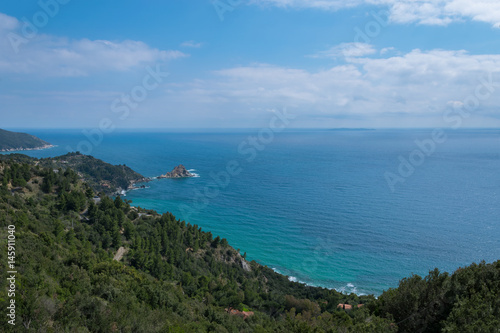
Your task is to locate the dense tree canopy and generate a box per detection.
[0,157,498,332]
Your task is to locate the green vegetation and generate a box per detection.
[371,264,500,332]
[0,129,51,152]
[0,152,148,194]
[0,155,498,332]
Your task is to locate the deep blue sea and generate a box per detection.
[3,129,500,295]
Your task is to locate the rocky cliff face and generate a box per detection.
[158,165,194,178]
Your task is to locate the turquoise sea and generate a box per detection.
[3,129,500,295]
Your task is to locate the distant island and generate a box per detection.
[327,128,375,131]
[0,128,54,152]
[158,164,194,179]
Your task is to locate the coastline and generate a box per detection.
[122,175,374,296]
[123,180,374,296]
[121,167,200,195]
[0,144,56,153]
[270,266,369,296]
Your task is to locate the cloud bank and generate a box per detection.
[251,0,500,27]
[0,13,186,77]
[165,46,500,127]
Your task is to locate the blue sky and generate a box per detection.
[1,0,500,128]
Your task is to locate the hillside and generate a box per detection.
[0,129,52,152]
[0,152,148,194]
[0,155,498,332]
[0,156,388,332]
[38,152,149,194]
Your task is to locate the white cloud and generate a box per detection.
[380,47,395,55]
[251,0,500,26]
[444,0,500,26]
[250,0,365,10]
[310,43,377,59]
[386,1,450,25]
[0,12,19,31]
[181,40,203,48]
[164,46,500,127]
[447,100,464,108]
[0,13,187,77]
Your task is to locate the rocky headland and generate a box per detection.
[0,128,54,152]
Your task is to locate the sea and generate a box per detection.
[3,128,499,296]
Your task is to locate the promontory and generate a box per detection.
[0,128,53,152]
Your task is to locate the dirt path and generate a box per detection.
[113,247,128,261]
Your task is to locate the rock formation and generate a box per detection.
[158,165,194,179]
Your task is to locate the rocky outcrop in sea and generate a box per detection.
[158,165,194,179]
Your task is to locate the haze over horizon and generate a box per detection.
[1,0,500,129]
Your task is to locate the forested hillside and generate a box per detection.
[0,156,498,332]
[0,152,147,194]
[0,129,51,152]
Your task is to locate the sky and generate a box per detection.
[1,0,500,129]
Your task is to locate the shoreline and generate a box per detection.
[269,266,371,297]
[123,181,377,297]
[108,166,381,297]
[0,144,56,153]
[122,177,375,296]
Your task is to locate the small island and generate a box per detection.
[0,128,54,152]
[158,164,194,179]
